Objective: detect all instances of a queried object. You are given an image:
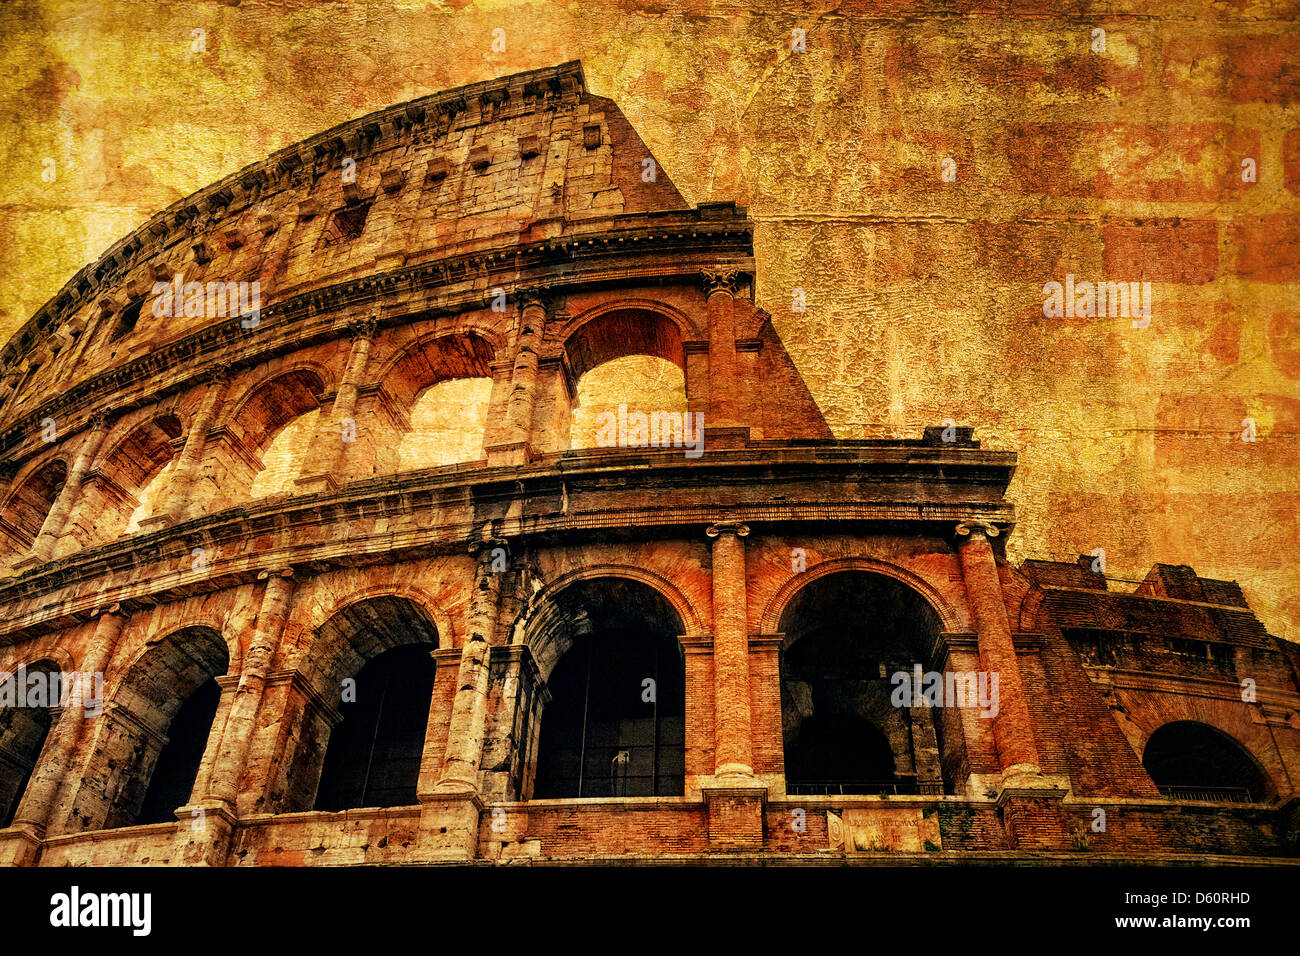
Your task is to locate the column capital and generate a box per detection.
[514,286,556,313]
[256,565,295,582]
[955,518,1001,541]
[700,270,744,298]
[201,363,234,387]
[707,520,749,539]
[348,312,380,341]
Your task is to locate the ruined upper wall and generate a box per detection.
[0,61,691,414]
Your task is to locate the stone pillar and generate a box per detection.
[486,291,547,465]
[707,520,753,777]
[702,271,743,429]
[206,568,296,807]
[296,317,376,493]
[703,519,766,850]
[177,567,295,865]
[18,410,111,568]
[954,521,1040,779]
[419,539,505,859]
[140,371,228,529]
[0,607,127,865]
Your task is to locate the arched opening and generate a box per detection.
[135,678,221,825]
[0,660,60,827]
[1143,721,1269,803]
[779,570,950,796]
[199,369,325,510]
[296,596,441,813]
[396,377,493,470]
[74,415,182,545]
[314,644,436,811]
[532,578,686,799]
[0,459,66,556]
[79,626,228,831]
[378,333,496,476]
[564,311,688,452]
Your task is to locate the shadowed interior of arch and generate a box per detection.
[303,596,440,812]
[0,459,66,557]
[1142,721,1269,802]
[532,578,686,799]
[778,570,952,796]
[0,660,60,827]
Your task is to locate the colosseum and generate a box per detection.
[0,61,1296,866]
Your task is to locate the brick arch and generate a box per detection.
[105,624,231,707]
[759,556,964,636]
[295,593,444,697]
[560,300,695,379]
[1140,719,1275,802]
[96,414,183,490]
[517,565,702,684]
[220,366,330,452]
[305,583,457,648]
[0,455,68,554]
[0,645,75,677]
[374,330,498,411]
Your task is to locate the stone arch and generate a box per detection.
[278,595,443,814]
[561,303,690,380]
[198,367,328,508]
[374,330,499,409]
[524,573,689,799]
[0,456,68,555]
[559,298,703,361]
[1141,720,1273,803]
[74,413,183,543]
[70,625,229,832]
[0,658,62,827]
[518,564,705,662]
[305,584,457,651]
[760,556,964,636]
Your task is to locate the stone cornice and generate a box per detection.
[0,443,1016,642]
[0,216,753,458]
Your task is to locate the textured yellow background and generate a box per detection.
[1,1,1297,640]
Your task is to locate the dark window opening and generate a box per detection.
[110,298,144,342]
[314,643,435,811]
[534,627,684,799]
[0,691,54,828]
[785,714,897,795]
[135,678,221,825]
[322,203,371,245]
[1143,721,1268,803]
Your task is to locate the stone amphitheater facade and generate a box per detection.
[0,62,1296,866]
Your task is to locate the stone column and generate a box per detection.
[702,271,743,429]
[0,606,128,865]
[205,567,296,808]
[487,290,547,465]
[296,317,377,493]
[140,370,229,529]
[954,520,1041,779]
[18,410,111,567]
[419,539,505,859]
[707,520,753,777]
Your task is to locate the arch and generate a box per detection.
[374,330,498,411]
[760,556,964,636]
[220,367,329,450]
[78,625,229,831]
[561,305,688,381]
[306,584,456,649]
[529,576,687,799]
[1142,720,1271,803]
[519,564,705,658]
[295,596,442,813]
[0,658,62,827]
[0,457,68,554]
[776,568,953,795]
[559,298,703,358]
[82,414,183,541]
